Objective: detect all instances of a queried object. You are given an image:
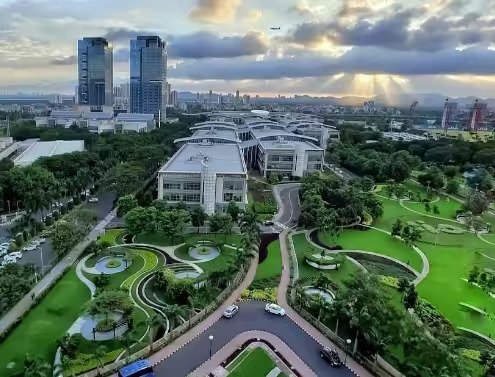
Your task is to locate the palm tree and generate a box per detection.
[187,296,203,326]
[328,299,346,336]
[54,355,74,377]
[349,306,374,355]
[94,345,108,376]
[163,304,186,329]
[145,314,166,352]
[57,334,78,358]
[123,330,140,363]
[24,354,51,377]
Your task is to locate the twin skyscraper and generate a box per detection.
[77,36,167,117]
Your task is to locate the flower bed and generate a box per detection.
[304,251,338,270]
[438,224,465,234]
[379,275,400,289]
[241,287,277,302]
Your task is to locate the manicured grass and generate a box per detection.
[291,233,359,288]
[319,228,424,273]
[254,240,282,281]
[98,228,125,246]
[227,348,279,377]
[199,246,237,273]
[134,232,241,247]
[401,196,462,220]
[0,268,90,376]
[121,248,159,290]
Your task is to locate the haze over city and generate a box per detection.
[1,0,495,99]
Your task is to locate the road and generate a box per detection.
[274,184,301,230]
[324,163,357,182]
[6,191,115,273]
[154,301,355,377]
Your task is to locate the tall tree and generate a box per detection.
[117,195,139,218]
[190,206,208,233]
[226,200,241,222]
[467,191,490,215]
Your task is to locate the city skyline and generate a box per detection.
[1,0,494,98]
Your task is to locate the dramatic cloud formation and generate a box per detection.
[1,0,495,97]
[189,0,241,24]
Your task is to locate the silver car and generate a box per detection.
[223,305,239,318]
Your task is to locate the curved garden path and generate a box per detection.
[76,255,96,297]
[398,199,460,224]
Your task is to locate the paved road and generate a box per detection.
[276,184,301,228]
[154,301,355,377]
[324,164,357,182]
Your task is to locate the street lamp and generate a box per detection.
[344,338,351,364]
[208,335,214,358]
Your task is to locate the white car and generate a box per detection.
[9,252,22,260]
[38,238,46,244]
[223,305,239,318]
[0,249,8,257]
[265,303,286,316]
[0,242,10,248]
[2,259,14,266]
[88,197,99,203]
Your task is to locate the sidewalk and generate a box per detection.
[188,330,316,377]
[0,209,116,335]
[277,230,374,377]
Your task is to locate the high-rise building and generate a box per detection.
[77,37,113,107]
[235,90,240,104]
[169,90,178,107]
[113,83,130,108]
[130,36,167,117]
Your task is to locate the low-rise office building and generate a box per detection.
[157,142,247,215]
[13,140,85,166]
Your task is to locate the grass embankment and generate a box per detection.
[227,347,285,377]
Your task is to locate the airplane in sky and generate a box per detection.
[270,27,281,30]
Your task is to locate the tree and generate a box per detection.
[445,179,460,195]
[402,225,422,247]
[209,213,233,238]
[391,219,403,237]
[417,169,445,190]
[163,304,186,329]
[480,350,495,375]
[190,206,208,232]
[404,286,418,309]
[93,345,108,376]
[117,195,138,218]
[467,191,490,215]
[226,200,241,222]
[145,314,166,352]
[24,354,51,377]
[57,334,78,358]
[124,206,159,235]
[334,253,346,271]
[94,273,110,288]
[159,209,190,242]
[86,289,134,320]
[328,298,346,335]
[122,330,140,363]
[444,165,459,179]
[398,277,410,293]
[99,162,146,197]
[468,266,480,283]
[51,220,83,257]
[424,202,431,213]
[433,205,440,215]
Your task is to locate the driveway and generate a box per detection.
[154,301,355,377]
[275,184,301,229]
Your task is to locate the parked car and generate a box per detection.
[320,347,343,367]
[38,238,47,244]
[88,197,99,203]
[223,305,239,318]
[265,303,285,316]
[263,220,275,226]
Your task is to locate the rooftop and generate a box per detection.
[259,137,322,152]
[13,140,85,166]
[116,113,155,121]
[160,143,246,175]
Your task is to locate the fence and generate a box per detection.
[77,264,248,377]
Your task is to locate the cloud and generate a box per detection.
[103,27,154,43]
[50,55,77,65]
[189,0,241,24]
[169,46,495,80]
[168,31,267,58]
[286,8,495,52]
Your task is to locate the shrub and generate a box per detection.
[44,215,53,226]
[241,287,277,302]
[22,230,28,242]
[304,250,336,266]
[95,318,116,332]
[380,275,400,288]
[73,196,81,205]
[60,205,67,215]
[52,210,60,221]
[94,273,110,288]
[15,233,23,247]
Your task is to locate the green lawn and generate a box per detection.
[0,268,90,376]
[291,233,359,287]
[254,240,282,281]
[227,347,284,377]
[319,228,424,273]
[98,228,125,246]
[199,246,238,273]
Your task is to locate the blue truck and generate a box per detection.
[118,359,155,377]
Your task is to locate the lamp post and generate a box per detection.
[208,335,214,359]
[6,200,10,214]
[15,200,21,216]
[344,338,351,364]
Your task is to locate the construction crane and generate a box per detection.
[409,100,418,128]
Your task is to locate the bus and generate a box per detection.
[118,359,155,377]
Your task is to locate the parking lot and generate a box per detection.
[1,191,115,274]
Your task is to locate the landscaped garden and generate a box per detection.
[226,347,287,377]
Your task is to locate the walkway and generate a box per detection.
[0,209,116,336]
[76,255,96,296]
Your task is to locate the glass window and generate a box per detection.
[164,183,181,190]
[184,182,201,191]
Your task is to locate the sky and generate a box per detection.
[1,0,495,98]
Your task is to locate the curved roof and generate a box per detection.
[193,121,237,127]
[190,124,237,131]
[174,136,239,144]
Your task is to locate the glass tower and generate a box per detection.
[78,37,113,108]
[130,36,167,117]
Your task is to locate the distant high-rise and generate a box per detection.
[78,37,113,107]
[130,36,167,117]
[235,90,240,104]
